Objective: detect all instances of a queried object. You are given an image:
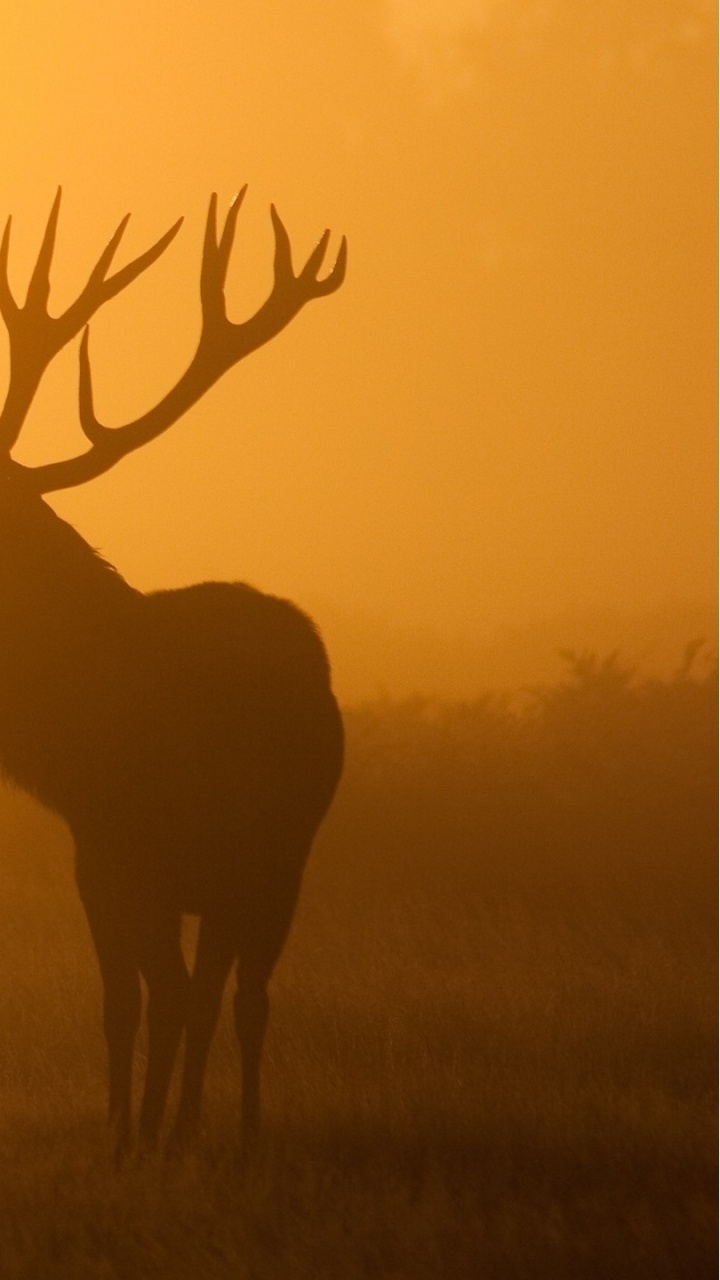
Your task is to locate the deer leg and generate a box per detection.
[80,893,141,1164]
[234,855,305,1152]
[104,962,141,1162]
[137,915,190,1149]
[234,965,271,1149]
[169,917,236,1151]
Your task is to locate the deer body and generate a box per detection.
[0,190,346,1156]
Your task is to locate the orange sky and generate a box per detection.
[0,2,716,697]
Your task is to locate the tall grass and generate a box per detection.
[0,652,715,1278]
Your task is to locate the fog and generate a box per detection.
[0,2,715,700]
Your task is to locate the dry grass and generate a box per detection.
[0,666,716,1278]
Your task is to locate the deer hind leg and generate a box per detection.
[234,963,270,1150]
[234,855,305,1152]
[103,962,141,1163]
[169,917,236,1151]
[80,892,141,1164]
[137,913,190,1149]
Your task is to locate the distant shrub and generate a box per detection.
[328,650,717,916]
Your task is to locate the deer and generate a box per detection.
[0,187,347,1161]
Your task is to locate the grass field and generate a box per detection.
[0,657,716,1278]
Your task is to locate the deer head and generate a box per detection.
[0,188,347,493]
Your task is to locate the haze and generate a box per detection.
[0,1,715,699]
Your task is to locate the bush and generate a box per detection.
[325,649,717,923]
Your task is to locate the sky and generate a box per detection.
[0,1,715,697]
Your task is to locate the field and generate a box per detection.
[0,653,716,1278]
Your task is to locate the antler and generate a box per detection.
[0,188,183,456]
[3,188,346,493]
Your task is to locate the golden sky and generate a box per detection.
[0,2,716,696]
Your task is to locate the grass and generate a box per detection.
[0,666,716,1278]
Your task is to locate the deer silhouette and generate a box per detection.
[0,188,346,1159]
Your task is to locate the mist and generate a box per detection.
[0,1,714,698]
[0,4,715,1275]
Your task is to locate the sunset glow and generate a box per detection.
[0,6,715,1268]
[0,1,715,697]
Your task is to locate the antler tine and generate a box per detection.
[217,187,248,276]
[13,190,347,493]
[304,232,348,295]
[78,328,108,448]
[0,218,16,321]
[301,228,332,279]
[201,194,219,282]
[101,218,184,299]
[319,241,348,294]
[61,214,184,339]
[200,187,247,318]
[86,213,132,284]
[269,204,295,285]
[25,187,62,310]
